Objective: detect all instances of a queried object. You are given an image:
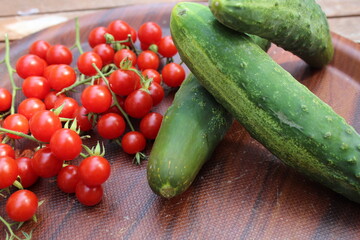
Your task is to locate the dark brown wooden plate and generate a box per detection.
[1,2,360,239]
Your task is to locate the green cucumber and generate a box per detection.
[147,73,233,198]
[209,0,334,68]
[170,2,360,203]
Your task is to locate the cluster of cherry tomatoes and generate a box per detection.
[0,18,186,231]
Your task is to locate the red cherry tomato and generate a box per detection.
[124,89,153,118]
[29,110,62,142]
[57,165,80,193]
[137,50,160,70]
[22,76,50,99]
[46,44,73,65]
[78,156,111,187]
[50,128,82,161]
[93,44,114,65]
[16,54,45,79]
[161,63,186,87]
[2,114,29,139]
[43,91,66,110]
[18,98,46,120]
[0,88,12,112]
[81,85,112,113]
[121,131,146,154]
[74,106,93,132]
[108,69,137,96]
[138,22,162,45]
[47,64,76,91]
[32,147,63,178]
[15,157,39,188]
[0,143,15,158]
[0,156,18,189]
[107,20,132,42]
[113,49,137,67]
[6,190,38,222]
[88,26,108,48]
[139,112,163,140]
[142,69,161,84]
[97,113,126,139]
[157,36,178,58]
[53,96,79,118]
[77,51,103,76]
[148,82,165,106]
[75,181,103,206]
[29,40,51,59]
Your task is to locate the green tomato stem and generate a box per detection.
[0,216,21,240]
[4,34,19,115]
[74,18,84,55]
[91,63,135,131]
[0,127,47,144]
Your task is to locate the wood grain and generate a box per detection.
[1,2,360,240]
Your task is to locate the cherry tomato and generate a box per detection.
[137,50,160,70]
[6,190,38,222]
[93,44,115,65]
[103,95,125,116]
[161,63,186,87]
[0,88,12,112]
[16,54,45,79]
[0,143,15,158]
[113,49,137,67]
[77,51,103,76]
[18,98,46,120]
[129,27,137,44]
[43,91,66,110]
[47,64,76,91]
[108,69,137,96]
[74,106,93,132]
[29,110,62,142]
[148,82,165,106]
[157,36,178,58]
[22,76,50,99]
[81,85,112,113]
[50,128,82,161]
[29,40,51,59]
[138,22,162,45]
[124,89,153,118]
[107,20,132,42]
[0,156,18,189]
[32,147,63,178]
[3,114,29,139]
[57,165,80,193]
[75,181,103,206]
[139,112,163,140]
[46,44,73,65]
[142,69,161,84]
[97,113,126,139]
[121,131,146,154]
[53,96,79,118]
[15,157,39,188]
[88,26,108,48]
[78,155,111,187]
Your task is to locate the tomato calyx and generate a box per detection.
[82,141,106,158]
[134,152,147,165]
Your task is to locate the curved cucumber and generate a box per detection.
[209,0,334,68]
[170,2,360,203]
[147,73,233,198]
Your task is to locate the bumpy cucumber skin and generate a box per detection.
[209,0,334,68]
[170,3,360,203]
[147,73,233,199]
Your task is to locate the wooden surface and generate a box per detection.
[0,0,359,48]
[1,1,360,240]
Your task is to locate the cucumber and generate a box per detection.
[147,73,233,198]
[170,2,360,203]
[209,0,334,68]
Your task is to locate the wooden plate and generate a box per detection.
[1,2,360,239]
